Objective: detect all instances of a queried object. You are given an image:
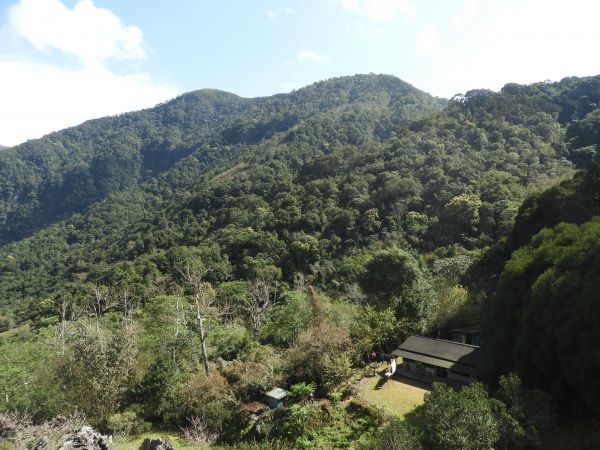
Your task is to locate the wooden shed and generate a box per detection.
[391,336,480,388]
[265,387,289,409]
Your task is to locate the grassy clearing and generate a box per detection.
[0,322,30,339]
[354,365,429,421]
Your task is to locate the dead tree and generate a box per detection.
[309,285,324,325]
[84,284,118,333]
[243,280,278,338]
[179,262,228,376]
[43,295,80,353]
[116,287,135,327]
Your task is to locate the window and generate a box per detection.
[436,367,448,379]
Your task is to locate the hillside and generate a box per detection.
[2,74,600,448]
[0,74,444,244]
[1,75,595,321]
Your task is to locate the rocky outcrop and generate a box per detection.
[139,438,174,450]
[57,426,112,449]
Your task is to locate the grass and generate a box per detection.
[0,322,30,339]
[113,429,202,450]
[354,364,429,422]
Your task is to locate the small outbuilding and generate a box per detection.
[392,335,480,388]
[265,387,289,409]
[449,325,481,346]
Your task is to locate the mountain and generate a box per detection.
[2,74,600,323]
[0,74,444,244]
[3,74,600,446]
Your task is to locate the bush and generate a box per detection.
[358,417,422,450]
[221,360,281,402]
[285,319,357,394]
[288,382,316,401]
[163,372,238,432]
[208,323,258,361]
[417,382,502,450]
[135,358,181,421]
[107,409,151,436]
[181,416,219,446]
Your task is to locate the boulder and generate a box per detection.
[58,426,112,450]
[139,438,175,450]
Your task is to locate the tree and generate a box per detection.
[351,305,398,354]
[442,194,483,234]
[483,219,600,415]
[429,283,469,337]
[165,372,238,432]
[82,284,118,333]
[178,258,228,376]
[359,417,422,450]
[417,383,502,450]
[285,319,355,393]
[359,249,434,331]
[260,291,313,346]
[53,321,138,426]
[243,279,278,338]
[495,373,555,449]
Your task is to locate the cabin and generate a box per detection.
[264,387,289,409]
[391,336,480,388]
[449,325,481,346]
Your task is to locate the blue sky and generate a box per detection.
[2,0,600,146]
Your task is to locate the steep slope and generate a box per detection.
[0,74,443,243]
[482,168,600,415]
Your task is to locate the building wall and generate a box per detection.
[400,359,475,387]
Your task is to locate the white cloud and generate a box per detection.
[416,25,439,54]
[296,50,329,62]
[265,7,296,20]
[424,0,600,98]
[338,0,416,23]
[8,0,145,67]
[451,0,478,27]
[0,0,177,146]
[0,59,176,146]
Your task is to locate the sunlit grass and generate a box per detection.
[354,365,429,422]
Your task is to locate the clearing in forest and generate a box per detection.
[355,369,429,421]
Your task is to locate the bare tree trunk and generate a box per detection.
[198,318,210,376]
[175,294,180,336]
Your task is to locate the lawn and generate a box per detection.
[355,365,429,421]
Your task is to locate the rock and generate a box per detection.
[139,438,175,450]
[58,426,112,450]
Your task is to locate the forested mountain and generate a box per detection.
[1,74,595,321]
[0,74,443,243]
[2,73,600,448]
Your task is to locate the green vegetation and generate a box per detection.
[1,73,600,447]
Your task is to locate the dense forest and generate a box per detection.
[1,74,600,449]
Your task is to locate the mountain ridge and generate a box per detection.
[0,73,444,244]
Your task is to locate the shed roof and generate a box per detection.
[449,325,481,334]
[265,387,289,400]
[391,336,480,376]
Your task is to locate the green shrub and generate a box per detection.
[107,409,151,436]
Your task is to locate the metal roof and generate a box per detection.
[265,387,289,400]
[391,336,480,376]
[449,325,481,334]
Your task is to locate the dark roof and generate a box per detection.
[391,336,480,376]
[449,325,481,334]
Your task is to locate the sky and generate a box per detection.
[2,0,600,146]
